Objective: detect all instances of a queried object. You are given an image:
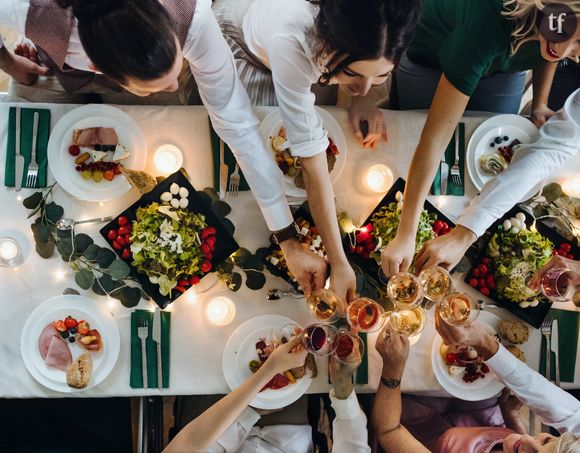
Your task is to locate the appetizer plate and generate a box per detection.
[259,107,347,198]
[431,311,505,401]
[47,104,147,202]
[223,315,313,410]
[466,114,538,192]
[21,294,120,393]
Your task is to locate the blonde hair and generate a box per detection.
[502,0,580,56]
[557,432,580,453]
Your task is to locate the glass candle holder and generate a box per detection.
[364,164,393,193]
[0,237,23,268]
[206,296,236,326]
[153,144,183,175]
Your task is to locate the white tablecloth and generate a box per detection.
[1,102,579,398]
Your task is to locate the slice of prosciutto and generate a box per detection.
[38,323,59,360]
[44,336,73,371]
[73,127,118,146]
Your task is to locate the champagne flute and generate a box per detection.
[540,267,574,302]
[306,288,346,323]
[418,266,453,303]
[387,272,424,309]
[332,330,365,364]
[279,323,338,356]
[389,307,427,340]
[347,297,385,333]
[438,292,480,326]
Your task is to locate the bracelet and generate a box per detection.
[381,377,401,389]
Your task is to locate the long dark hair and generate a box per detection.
[310,0,421,85]
[56,0,178,83]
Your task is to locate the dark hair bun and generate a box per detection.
[72,0,126,22]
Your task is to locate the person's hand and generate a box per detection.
[329,336,362,399]
[380,233,416,277]
[0,46,51,86]
[375,323,409,378]
[265,335,308,375]
[329,261,357,304]
[279,238,328,297]
[531,103,556,128]
[13,42,40,64]
[528,255,580,291]
[434,307,499,360]
[415,226,477,272]
[349,96,387,149]
[499,388,523,417]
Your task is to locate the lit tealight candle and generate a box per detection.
[563,176,580,198]
[154,144,184,175]
[206,296,236,326]
[0,237,22,267]
[364,164,393,193]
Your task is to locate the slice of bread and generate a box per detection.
[120,167,157,194]
[66,352,92,389]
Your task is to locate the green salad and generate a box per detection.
[487,224,553,305]
[130,202,207,296]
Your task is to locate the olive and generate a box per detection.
[490,143,495,148]
[68,336,75,343]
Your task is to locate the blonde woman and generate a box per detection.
[373,0,580,277]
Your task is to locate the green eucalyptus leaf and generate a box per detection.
[231,247,251,266]
[542,183,564,203]
[74,234,93,253]
[75,269,94,290]
[35,240,55,258]
[57,238,74,261]
[229,272,242,291]
[23,192,43,209]
[219,260,234,274]
[245,270,266,290]
[83,244,100,261]
[45,202,64,223]
[221,218,235,236]
[241,255,263,271]
[108,259,130,280]
[202,187,220,202]
[112,287,141,308]
[31,222,51,243]
[92,279,107,296]
[212,200,232,219]
[255,247,270,261]
[63,288,80,296]
[96,248,116,268]
[98,274,116,293]
[27,200,45,219]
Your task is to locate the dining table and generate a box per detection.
[1,100,580,401]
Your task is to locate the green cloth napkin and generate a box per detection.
[355,332,368,385]
[539,309,580,383]
[432,122,465,196]
[4,107,50,188]
[130,309,171,389]
[209,119,250,192]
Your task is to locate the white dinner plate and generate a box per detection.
[259,107,348,198]
[466,114,538,194]
[21,294,120,393]
[222,314,313,410]
[47,105,147,202]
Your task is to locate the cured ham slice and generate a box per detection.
[39,323,59,360]
[44,336,73,371]
[73,127,119,146]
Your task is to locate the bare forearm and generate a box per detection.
[532,61,558,108]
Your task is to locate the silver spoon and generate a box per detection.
[267,288,304,301]
[478,299,500,310]
[56,216,113,232]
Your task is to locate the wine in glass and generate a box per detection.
[347,297,385,333]
[541,268,574,302]
[419,266,453,302]
[387,272,424,309]
[332,330,365,364]
[306,288,346,323]
[279,323,338,356]
[390,307,427,339]
[439,292,479,326]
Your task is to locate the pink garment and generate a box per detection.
[432,427,514,453]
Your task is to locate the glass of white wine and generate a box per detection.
[306,288,346,323]
[418,266,453,303]
[387,272,424,309]
[389,307,427,342]
[438,292,479,326]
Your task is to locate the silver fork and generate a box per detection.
[228,163,240,197]
[450,127,462,187]
[541,312,554,381]
[137,318,149,388]
[25,112,39,189]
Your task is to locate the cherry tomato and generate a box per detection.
[107,230,117,241]
[478,264,488,275]
[205,253,213,261]
[174,286,186,294]
[479,278,487,288]
[207,236,217,249]
[567,253,574,259]
[365,242,376,252]
[355,246,364,255]
[433,220,444,233]
[117,216,129,226]
[560,243,572,253]
[446,352,458,364]
[112,240,122,251]
[554,249,562,256]
[486,274,495,286]
[124,235,132,245]
[472,268,481,278]
[121,248,132,260]
[190,275,201,285]
[480,287,490,297]
[68,145,80,156]
[201,260,212,273]
[118,226,130,236]
[116,236,125,247]
[64,316,78,330]
[469,278,479,288]
[178,280,191,287]
[482,257,491,265]
[201,243,211,255]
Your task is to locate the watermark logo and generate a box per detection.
[539,3,577,43]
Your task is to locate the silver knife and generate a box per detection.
[440,157,449,195]
[14,107,25,192]
[218,139,229,199]
[151,307,163,388]
[551,319,560,386]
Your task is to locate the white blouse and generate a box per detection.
[242,0,330,158]
[0,0,293,231]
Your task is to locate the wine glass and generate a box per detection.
[389,307,427,340]
[279,323,338,356]
[540,267,574,302]
[306,288,346,323]
[332,330,365,364]
[346,297,385,333]
[418,266,453,303]
[438,292,480,326]
[387,272,424,309]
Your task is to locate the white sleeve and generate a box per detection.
[266,35,329,158]
[458,88,580,237]
[183,0,292,231]
[0,0,29,49]
[486,344,580,434]
[206,406,261,452]
[329,389,371,453]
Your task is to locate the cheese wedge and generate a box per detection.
[113,145,130,162]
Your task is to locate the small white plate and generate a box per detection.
[222,314,313,410]
[21,294,120,393]
[47,105,147,202]
[466,114,538,193]
[259,107,347,198]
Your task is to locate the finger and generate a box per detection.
[382,125,388,143]
[30,46,38,63]
[301,277,313,298]
[423,255,444,271]
[30,62,50,76]
[312,269,327,294]
[285,334,304,351]
[414,247,428,273]
[399,257,410,273]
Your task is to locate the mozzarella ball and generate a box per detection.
[170,183,180,195]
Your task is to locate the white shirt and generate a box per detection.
[209,390,371,452]
[486,344,580,434]
[459,88,580,237]
[0,0,293,231]
[242,0,330,158]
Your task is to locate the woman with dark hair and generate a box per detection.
[0,0,329,292]
[213,0,421,304]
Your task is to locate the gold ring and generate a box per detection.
[383,330,391,342]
